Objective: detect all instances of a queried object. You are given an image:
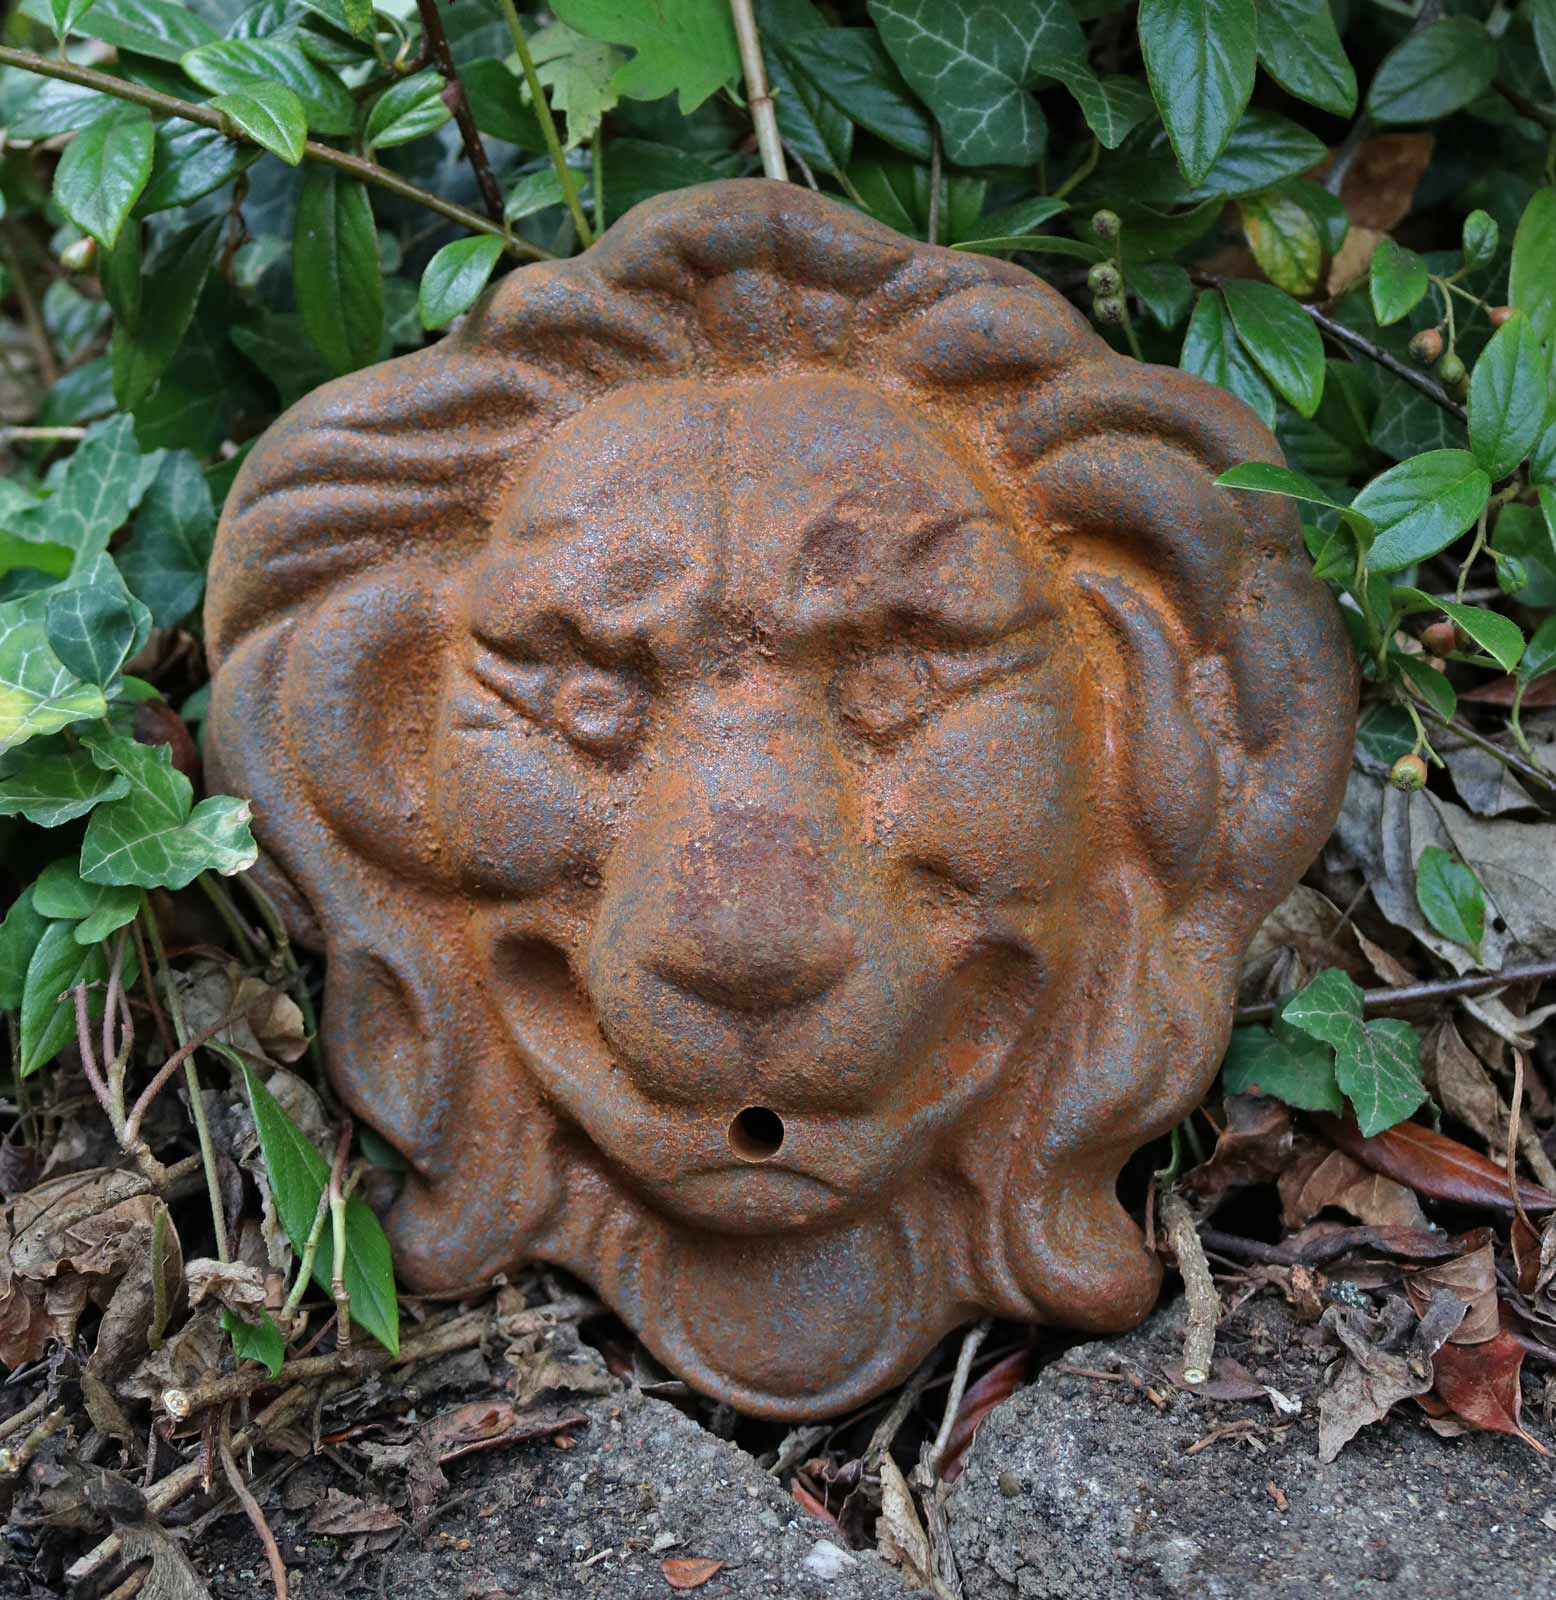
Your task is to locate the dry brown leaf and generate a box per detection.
[876,1455,932,1588]
[1326,224,1385,298]
[661,1557,726,1591]
[1403,1230,1498,1343]
[1423,1019,1504,1150]
[1352,929,1415,989]
[307,1488,403,1536]
[1280,1147,1429,1232]
[1240,886,1368,1003]
[183,1257,267,1316]
[1433,1330,1549,1454]
[1185,1095,1298,1207]
[1338,133,1434,230]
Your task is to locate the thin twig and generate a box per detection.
[1235,957,1556,1023]
[0,1404,68,1475]
[1418,700,1556,794]
[328,1120,354,1356]
[0,424,85,445]
[1496,81,1556,132]
[925,1316,990,1477]
[0,1394,49,1445]
[926,133,942,248]
[1160,1189,1219,1385]
[864,1348,938,1473]
[0,45,549,261]
[413,0,504,222]
[496,0,593,247]
[281,1184,332,1328]
[219,1413,288,1600]
[728,0,787,181]
[0,228,58,388]
[123,1007,250,1145]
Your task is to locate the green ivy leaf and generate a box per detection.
[600,139,718,225]
[1180,289,1275,426]
[1414,845,1486,956]
[293,168,383,377]
[44,552,151,688]
[79,735,257,890]
[112,218,224,414]
[1044,64,1157,150]
[1468,313,1547,483]
[418,235,504,331]
[31,858,141,945]
[0,892,49,1010]
[240,1062,399,1355]
[1255,0,1356,117]
[783,28,934,162]
[1355,449,1491,572]
[0,592,107,754]
[1510,191,1556,359]
[0,744,128,827]
[1281,965,1365,1050]
[1239,189,1322,295]
[119,451,217,629]
[19,921,106,1077]
[1367,17,1498,125]
[210,83,309,166]
[1138,0,1257,184]
[181,38,355,138]
[363,69,451,152]
[54,105,154,251]
[1368,237,1430,327]
[1222,1023,1344,1113]
[223,1308,285,1377]
[760,0,853,173]
[8,415,148,567]
[551,0,740,115]
[869,0,1085,167]
[1222,278,1325,417]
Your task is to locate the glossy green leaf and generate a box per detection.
[1394,651,1456,719]
[1222,1023,1344,1113]
[783,28,934,161]
[1537,0,1556,97]
[503,169,565,224]
[600,139,718,225]
[293,168,383,377]
[1414,845,1485,956]
[1125,109,1327,206]
[551,0,740,114]
[240,1062,400,1354]
[1256,0,1355,116]
[1509,190,1556,354]
[182,38,355,138]
[44,552,151,688]
[1239,189,1322,295]
[211,82,308,165]
[119,451,217,628]
[1138,0,1257,184]
[460,57,544,150]
[19,921,105,1077]
[10,79,109,140]
[760,0,853,172]
[79,736,257,890]
[1223,278,1325,416]
[99,223,142,336]
[419,235,504,331]
[1368,237,1430,327]
[1461,210,1498,269]
[1367,17,1497,125]
[20,0,216,61]
[1468,313,1547,483]
[112,218,224,413]
[224,1308,285,1376]
[137,122,261,216]
[1412,595,1525,672]
[954,234,1106,261]
[1046,63,1157,151]
[1130,260,1193,328]
[0,745,127,827]
[31,858,141,945]
[869,0,1085,167]
[1356,450,1491,572]
[47,0,99,41]
[1217,461,1373,537]
[1519,615,1556,685]
[54,106,154,250]
[0,893,49,1011]
[1180,290,1275,426]
[0,592,107,753]
[363,69,451,152]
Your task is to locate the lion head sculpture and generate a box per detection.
[205,180,1355,1417]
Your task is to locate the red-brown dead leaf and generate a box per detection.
[1403,1230,1498,1343]
[420,1400,587,1464]
[1314,1114,1556,1213]
[1185,1095,1296,1207]
[1432,1329,1549,1455]
[1337,133,1434,230]
[791,1481,838,1525]
[1460,674,1556,709]
[1279,1146,1428,1231]
[307,1488,403,1535]
[661,1556,725,1590]
[937,1345,1035,1483]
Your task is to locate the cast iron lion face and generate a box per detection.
[205,181,1355,1417]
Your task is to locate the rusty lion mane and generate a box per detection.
[205,181,1353,1417]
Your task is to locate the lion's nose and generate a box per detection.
[648,810,855,1013]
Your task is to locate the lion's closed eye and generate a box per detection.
[470,647,648,759]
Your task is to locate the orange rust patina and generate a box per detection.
[204,181,1356,1418]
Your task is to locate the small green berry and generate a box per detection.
[1087,262,1123,297]
[1408,327,1444,365]
[1093,295,1127,326]
[1091,209,1121,242]
[1497,554,1529,595]
[1437,351,1467,390]
[1390,753,1428,792]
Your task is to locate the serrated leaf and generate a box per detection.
[782,28,934,162]
[54,105,154,251]
[363,68,450,152]
[551,0,740,115]
[223,1308,285,1376]
[1415,845,1485,955]
[419,235,504,331]
[1222,1024,1344,1113]
[1239,188,1322,295]
[1180,290,1275,426]
[1256,0,1356,116]
[1368,237,1430,327]
[1468,313,1547,482]
[1222,278,1325,417]
[0,892,49,1010]
[182,38,355,138]
[1138,0,1257,184]
[210,83,308,165]
[112,218,224,414]
[19,921,105,1077]
[0,592,107,753]
[294,168,383,377]
[1355,450,1491,573]
[79,736,257,890]
[529,22,624,149]
[31,858,141,945]
[118,451,217,629]
[870,0,1085,167]
[240,1062,399,1354]
[1367,17,1498,125]
[44,552,150,688]
[0,744,128,827]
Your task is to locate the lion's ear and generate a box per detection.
[1008,358,1356,920]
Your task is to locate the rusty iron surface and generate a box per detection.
[203,180,1357,1419]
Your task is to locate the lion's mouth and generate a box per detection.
[481,926,1041,1233]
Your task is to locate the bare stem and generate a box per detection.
[414,0,505,223]
[1160,1188,1219,1384]
[729,0,788,181]
[219,1415,289,1600]
[1236,957,1556,1022]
